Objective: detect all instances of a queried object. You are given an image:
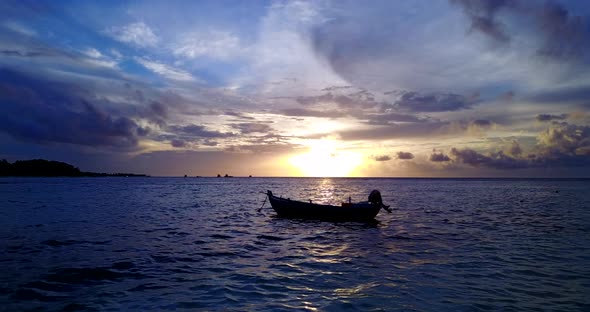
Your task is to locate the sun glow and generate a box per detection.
[288,139,363,177]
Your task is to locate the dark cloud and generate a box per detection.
[430,151,451,162]
[280,108,347,119]
[150,101,167,119]
[159,124,234,148]
[536,113,568,122]
[168,124,234,138]
[450,0,514,42]
[224,142,296,154]
[170,139,186,148]
[134,101,168,127]
[371,155,391,162]
[394,91,476,112]
[224,110,256,120]
[507,140,522,157]
[295,90,378,109]
[363,112,429,125]
[231,123,273,134]
[452,0,590,60]
[0,69,147,149]
[202,140,219,146]
[397,151,415,160]
[471,119,493,127]
[336,121,448,141]
[1,50,49,58]
[535,1,590,59]
[451,148,528,169]
[529,85,590,106]
[450,123,590,169]
[463,119,495,134]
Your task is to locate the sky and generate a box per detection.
[1,0,590,177]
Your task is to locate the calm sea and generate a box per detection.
[1,177,589,311]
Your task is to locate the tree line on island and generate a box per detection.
[0,159,147,177]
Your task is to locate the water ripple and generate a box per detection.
[1,177,589,311]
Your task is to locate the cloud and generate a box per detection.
[248,0,346,91]
[371,155,391,162]
[83,48,102,59]
[173,30,242,60]
[393,91,477,112]
[536,113,568,122]
[3,20,37,36]
[223,110,256,120]
[296,90,378,109]
[449,122,590,169]
[0,69,147,149]
[224,142,296,154]
[279,108,347,119]
[529,86,590,105]
[450,148,528,169]
[537,122,590,156]
[160,123,236,148]
[336,121,449,141]
[363,112,428,125]
[170,139,186,148]
[231,123,273,134]
[0,32,123,72]
[135,58,195,82]
[397,151,414,160]
[471,119,493,127]
[451,0,590,60]
[110,49,123,59]
[168,124,234,139]
[535,1,590,59]
[107,22,159,47]
[462,119,496,135]
[450,0,513,42]
[430,151,451,162]
[80,48,118,69]
[133,100,168,127]
[507,140,522,157]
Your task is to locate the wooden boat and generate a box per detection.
[266,190,384,222]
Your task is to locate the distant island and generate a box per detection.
[0,159,148,177]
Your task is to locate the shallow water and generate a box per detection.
[1,177,589,311]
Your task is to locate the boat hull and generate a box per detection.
[267,192,381,222]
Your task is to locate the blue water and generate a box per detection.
[1,177,589,311]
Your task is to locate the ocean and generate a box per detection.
[1,177,589,311]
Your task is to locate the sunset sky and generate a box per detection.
[1,0,590,177]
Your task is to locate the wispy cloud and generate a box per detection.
[173,30,242,60]
[135,58,196,82]
[3,20,36,36]
[107,22,159,47]
[83,48,103,59]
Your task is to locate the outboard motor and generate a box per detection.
[368,190,392,213]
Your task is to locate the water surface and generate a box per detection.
[1,177,589,311]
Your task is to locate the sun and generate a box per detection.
[288,139,363,177]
